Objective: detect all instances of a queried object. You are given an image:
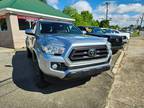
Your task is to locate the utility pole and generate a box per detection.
[105,2,110,20]
[136,17,140,28]
[140,13,144,28]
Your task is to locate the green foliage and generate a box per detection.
[99,20,110,28]
[73,13,84,26]
[91,20,99,27]
[131,30,140,37]
[110,25,120,30]
[63,7,99,26]
[81,11,93,25]
[63,7,78,18]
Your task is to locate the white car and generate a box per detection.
[112,30,130,40]
[102,28,130,43]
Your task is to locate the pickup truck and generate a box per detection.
[78,26,124,52]
[25,21,112,85]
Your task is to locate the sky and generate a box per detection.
[45,0,144,27]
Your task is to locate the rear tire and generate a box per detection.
[32,53,49,88]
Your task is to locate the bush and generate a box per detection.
[131,30,140,37]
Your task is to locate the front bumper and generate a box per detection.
[38,52,112,79]
[64,58,111,79]
[111,45,123,51]
[122,39,128,43]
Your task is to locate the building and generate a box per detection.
[0,0,74,48]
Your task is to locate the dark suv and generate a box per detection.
[78,26,123,52]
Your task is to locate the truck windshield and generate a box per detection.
[40,22,82,35]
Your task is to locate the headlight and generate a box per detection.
[107,42,111,49]
[42,45,65,55]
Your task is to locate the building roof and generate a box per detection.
[0,0,74,21]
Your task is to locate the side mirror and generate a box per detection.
[25,29,35,35]
[82,31,87,34]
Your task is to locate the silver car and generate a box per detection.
[25,21,112,84]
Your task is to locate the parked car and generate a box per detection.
[78,26,123,52]
[101,28,129,43]
[25,21,112,85]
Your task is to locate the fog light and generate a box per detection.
[52,64,58,70]
[51,62,68,71]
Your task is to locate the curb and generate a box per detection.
[0,48,26,53]
[105,49,125,108]
[0,48,15,53]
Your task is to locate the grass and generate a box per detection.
[131,30,140,37]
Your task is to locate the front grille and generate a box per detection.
[69,45,108,61]
[122,36,127,39]
[109,37,123,46]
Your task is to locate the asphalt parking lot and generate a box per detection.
[0,47,120,108]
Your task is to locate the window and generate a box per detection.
[114,30,119,33]
[18,19,36,30]
[92,28,103,34]
[40,22,82,35]
[0,18,7,32]
[18,19,30,30]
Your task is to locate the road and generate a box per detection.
[107,37,144,108]
[0,48,120,108]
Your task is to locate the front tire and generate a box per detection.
[32,53,49,88]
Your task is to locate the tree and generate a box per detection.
[91,20,99,27]
[73,13,84,26]
[63,7,84,26]
[80,11,93,26]
[63,7,78,18]
[63,7,100,27]
[110,25,120,30]
[99,20,110,28]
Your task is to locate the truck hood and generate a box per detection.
[88,33,121,39]
[39,34,107,47]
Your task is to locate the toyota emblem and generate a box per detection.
[88,49,97,57]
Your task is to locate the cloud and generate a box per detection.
[93,3,143,27]
[110,14,139,26]
[95,3,144,14]
[45,0,59,9]
[117,3,144,14]
[95,13,140,27]
[93,12,139,27]
[72,0,92,13]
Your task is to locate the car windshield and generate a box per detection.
[103,29,113,33]
[40,22,82,35]
[103,29,119,34]
[92,27,104,34]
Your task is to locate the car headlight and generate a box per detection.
[107,42,111,50]
[42,45,65,55]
